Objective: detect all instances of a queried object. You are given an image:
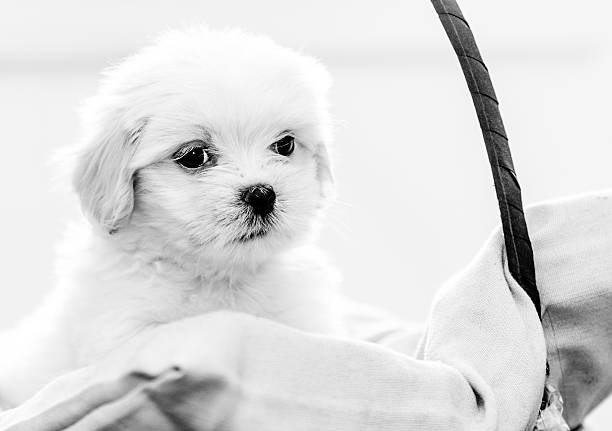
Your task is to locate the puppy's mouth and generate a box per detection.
[232,209,277,243]
[236,227,270,243]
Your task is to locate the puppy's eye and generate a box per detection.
[173,145,208,169]
[270,135,295,157]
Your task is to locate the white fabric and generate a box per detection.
[1,191,612,430]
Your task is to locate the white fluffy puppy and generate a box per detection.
[0,28,341,406]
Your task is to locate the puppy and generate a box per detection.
[0,28,340,406]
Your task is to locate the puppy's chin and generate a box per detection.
[213,220,312,267]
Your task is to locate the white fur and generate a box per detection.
[0,28,341,406]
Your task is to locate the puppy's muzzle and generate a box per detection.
[241,184,276,216]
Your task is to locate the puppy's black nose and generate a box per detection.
[241,184,276,216]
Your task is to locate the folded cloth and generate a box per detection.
[1,191,611,431]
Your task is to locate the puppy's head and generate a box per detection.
[74,28,333,267]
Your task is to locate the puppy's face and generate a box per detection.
[74,29,333,268]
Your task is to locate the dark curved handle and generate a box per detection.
[430,0,541,317]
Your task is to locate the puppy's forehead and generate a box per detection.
[182,63,321,132]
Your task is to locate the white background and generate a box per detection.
[1,0,611,425]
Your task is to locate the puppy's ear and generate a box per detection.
[315,142,335,199]
[306,61,335,199]
[73,115,145,234]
